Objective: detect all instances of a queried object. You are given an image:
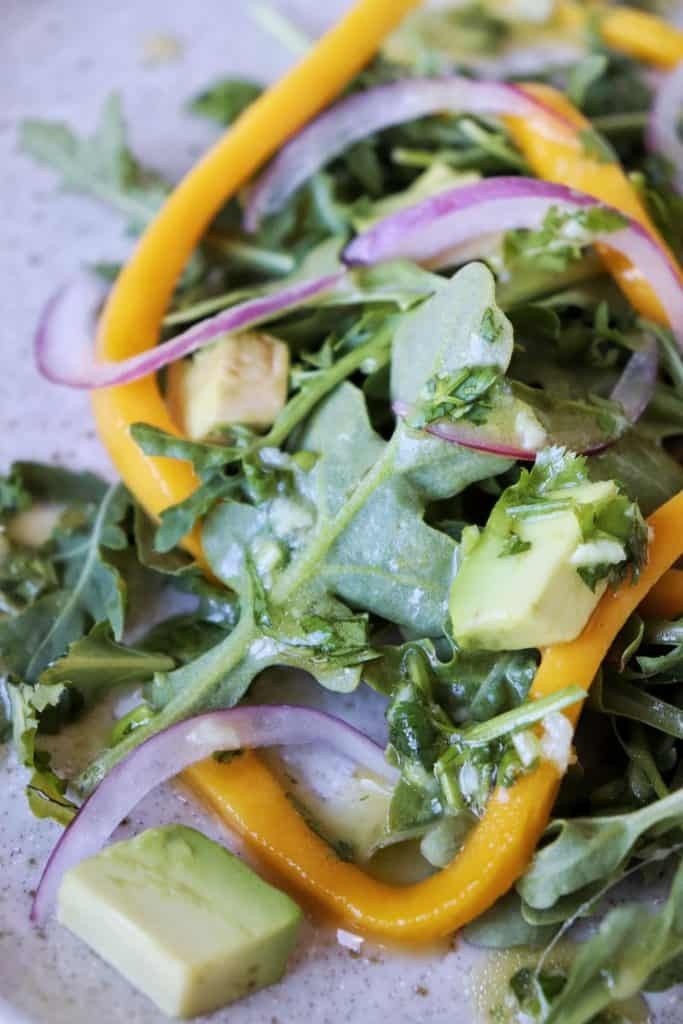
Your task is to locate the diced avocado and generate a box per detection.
[7,502,64,547]
[57,825,302,1019]
[449,449,647,651]
[167,330,289,440]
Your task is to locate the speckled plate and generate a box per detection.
[2,3,683,1022]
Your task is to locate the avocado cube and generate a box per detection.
[166,331,289,440]
[450,481,619,651]
[57,825,302,1018]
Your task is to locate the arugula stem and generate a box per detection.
[461,685,586,745]
[205,233,296,276]
[271,433,399,604]
[590,111,649,136]
[600,679,683,739]
[495,254,604,309]
[249,2,312,56]
[264,330,392,452]
[76,588,257,794]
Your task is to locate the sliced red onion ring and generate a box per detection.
[647,60,683,194]
[244,77,571,231]
[394,332,659,461]
[610,337,659,426]
[394,397,540,459]
[344,177,683,353]
[35,272,345,390]
[31,704,397,926]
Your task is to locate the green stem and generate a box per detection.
[76,598,257,794]
[264,331,392,451]
[271,434,399,604]
[461,685,586,745]
[590,111,648,136]
[600,679,683,740]
[206,234,296,276]
[495,254,604,309]
[250,2,312,56]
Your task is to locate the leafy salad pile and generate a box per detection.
[4,2,683,1022]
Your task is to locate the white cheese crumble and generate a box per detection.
[570,538,626,567]
[514,408,547,450]
[539,711,574,774]
[337,929,363,953]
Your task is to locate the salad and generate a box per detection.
[4,0,683,1020]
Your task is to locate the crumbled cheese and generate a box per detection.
[570,538,626,567]
[539,711,574,773]
[337,929,363,953]
[514,408,547,450]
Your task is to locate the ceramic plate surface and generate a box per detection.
[1,3,683,1022]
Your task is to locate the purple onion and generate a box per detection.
[31,704,397,925]
[35,272,345,390]
[244,77,572,231]
[344,177,683,354]
[647,60,683,195]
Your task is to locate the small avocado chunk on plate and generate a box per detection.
[57,824,302,1019]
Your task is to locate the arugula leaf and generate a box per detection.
[11,461,107,505]
[541,857,683,1024]
[350,162,478,233]
[391,262,514,407]
[132,503,197,577]
[141,615,231,665]
[40,621,175,695]
[188,78,262,124]
[577,127,618,165]
[133,313,397,551]
[463,890,556,949]
[567,54,609,109]
[518,786,683,914]
[20,94,167,231]
[588,429,683,515]
[385,3,509,67]
[590,673,683,739]
[8,680,67,766]
[0,483,130,682]
[26,766,77,826]
[80,266,515,790]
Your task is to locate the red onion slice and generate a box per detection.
[394,397,540,459]
[31,704,397,925]
[344,177,683,352]
[394,335,659,461]
[35,272,345,390]
[610,337,659,426]
[647,60,683,194]
[244,77,571,231]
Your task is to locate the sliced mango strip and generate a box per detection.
[186,490,683,943]
[91,0,421,559]
[557,1,683,69]
[506,83,682,326]
[90,0,683,945]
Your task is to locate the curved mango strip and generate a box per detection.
[88,0,683,944]
[556,1,683,69]
[506,83,683,326]
[90,0,421,559]
[185,489,683,943]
